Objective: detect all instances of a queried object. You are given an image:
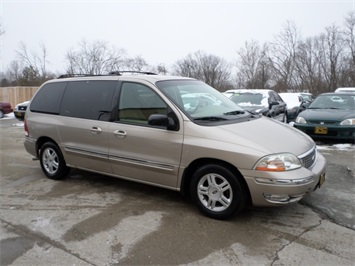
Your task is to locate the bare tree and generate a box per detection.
[173,51,232,91]
[15,42,54,85]
[66,39,126,75]
[317,24,345,91]
[0,21,4,36]
[235,40,271,89]
[16,42,49,78]
[342,11,355,86]
[268,21,301,92]
[123,55,149,71]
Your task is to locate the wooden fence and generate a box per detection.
[0,87,39,108]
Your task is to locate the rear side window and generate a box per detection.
[60,80,117,121]
[30,82,67,114]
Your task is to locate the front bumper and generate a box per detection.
[242,151,327,206]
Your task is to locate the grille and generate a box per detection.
[308,120,336,125]
[298,147,316,169]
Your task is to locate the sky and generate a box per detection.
[1,0,354,74]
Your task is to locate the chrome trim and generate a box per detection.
[109,154,175,171]
[65,147,108,159]
[64,146,175,171]
[298,146,317,169]
[255,176,314,185]
[263,193,304,204]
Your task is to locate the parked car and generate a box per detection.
[182,93,222,112]
[300,92,314,103]
[335,87,355,93]
[14,100,30,120]
[0,101,13,118]
[24,72,326,220]
[294,92,355,143]
[279,93,308,122]
[226,89,287,122]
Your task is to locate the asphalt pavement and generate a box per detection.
[0,115,354,265]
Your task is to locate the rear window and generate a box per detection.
[30,82,67,114]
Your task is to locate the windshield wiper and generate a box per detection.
[194,116,228,121]
[224,110,245,115]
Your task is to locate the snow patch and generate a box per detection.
[317,144,355,151]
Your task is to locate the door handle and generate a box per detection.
[114,130,127,138]
[90,127,102,134]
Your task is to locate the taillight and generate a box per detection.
[24,119,29,137]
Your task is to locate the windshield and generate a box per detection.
[156,80,247,120]
[309,94,355,110]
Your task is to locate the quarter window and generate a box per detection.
[118,82,168,125]
[30,82,67,114]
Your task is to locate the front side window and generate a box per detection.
[118,82,168,125]
[60,80,117,120]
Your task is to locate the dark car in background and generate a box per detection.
[300,93,314,103]
[14,100,30,120]
[0,101,13,118]
[294,92,355,143]
[226,89,287,123]
[279,93,309,122]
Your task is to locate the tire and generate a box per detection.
[283,113,287,123]
[190,164,247,220]
[39,142,70,180]
[0,110,4,118]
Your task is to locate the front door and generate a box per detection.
[108,82,184,189]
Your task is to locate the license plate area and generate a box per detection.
[315,126,328,134]
[319,172,326,187]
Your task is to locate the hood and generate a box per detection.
[218,117,314,156]
[300,109,354,122]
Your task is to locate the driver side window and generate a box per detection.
[118,82,168,125]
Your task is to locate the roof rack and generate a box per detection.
[57,74,98,79]
[108,71,157,76]
[57,71,157,79]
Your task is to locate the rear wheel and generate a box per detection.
[39,142,70,180]
[190,164,247,220]
[0,110,4,118]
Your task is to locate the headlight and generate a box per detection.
[254,153,302,171]
[295,116,307,124]
[340,118,355,126]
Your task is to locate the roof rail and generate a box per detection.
[108,71,157,76]
[57,71,157,79]
[57,74,97,79]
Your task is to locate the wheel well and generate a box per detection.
[35,137,59,157]
[180,158,252,205]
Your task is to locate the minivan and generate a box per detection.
[24,72,326,219]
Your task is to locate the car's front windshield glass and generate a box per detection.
[156,80,248,120]
[309,94,355,110]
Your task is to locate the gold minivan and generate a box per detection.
[24,72,326,219]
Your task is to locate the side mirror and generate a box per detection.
[269,101,279,108]
[148,114,178,130]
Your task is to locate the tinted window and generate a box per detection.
[60,81,117,120]
[30,82,67,114]
[118,82,168,125]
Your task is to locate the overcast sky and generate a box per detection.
[1,0,354,74]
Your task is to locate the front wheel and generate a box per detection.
[190,164,247,220]
[39,142,70,180]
